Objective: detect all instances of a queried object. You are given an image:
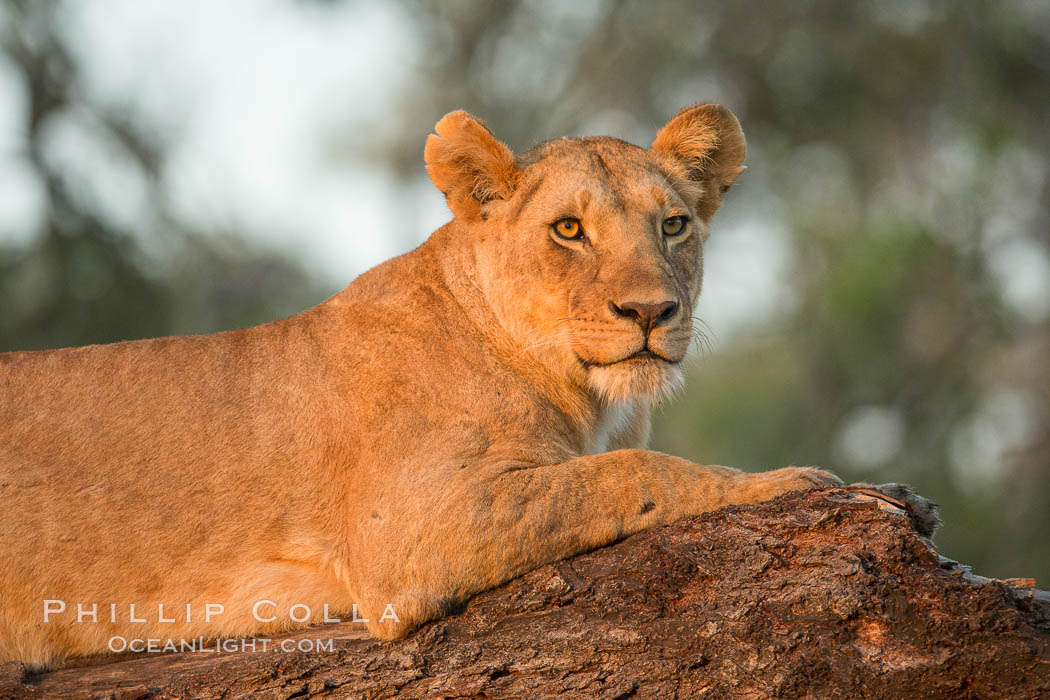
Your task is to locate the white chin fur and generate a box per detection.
[585,361,685,404]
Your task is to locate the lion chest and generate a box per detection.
[583,401,639,455]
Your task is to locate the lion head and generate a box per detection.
[424,105,746,404]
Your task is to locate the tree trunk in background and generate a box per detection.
[7,489,1049,698]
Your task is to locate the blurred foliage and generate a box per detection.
[0,0,326,351]
[2,0,1049,583]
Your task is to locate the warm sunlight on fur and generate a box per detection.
[425,105,747,409]
[586,360,688,405]
[1,104,843,668]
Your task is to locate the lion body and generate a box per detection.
[0,106,838,666]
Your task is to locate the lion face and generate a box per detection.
[477,139,706,403]
[425,105,746,404]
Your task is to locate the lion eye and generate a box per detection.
[553,218,583,240]
[662,216,687,236]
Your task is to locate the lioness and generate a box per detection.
[1,104,842,667]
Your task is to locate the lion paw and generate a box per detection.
[738,466,843,504]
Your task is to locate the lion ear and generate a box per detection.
[651,104,747,218]
[424,111,520,220]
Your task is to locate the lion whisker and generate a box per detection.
[690,316,718,344]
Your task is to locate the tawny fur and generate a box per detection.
[0,104,839,668]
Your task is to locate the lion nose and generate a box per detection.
[609,299,680,333]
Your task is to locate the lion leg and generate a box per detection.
[357,449,840,638]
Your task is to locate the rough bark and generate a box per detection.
[6,488,1049,699]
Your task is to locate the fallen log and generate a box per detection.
[7,488,1049,698]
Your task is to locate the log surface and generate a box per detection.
[7,488,1050,698]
